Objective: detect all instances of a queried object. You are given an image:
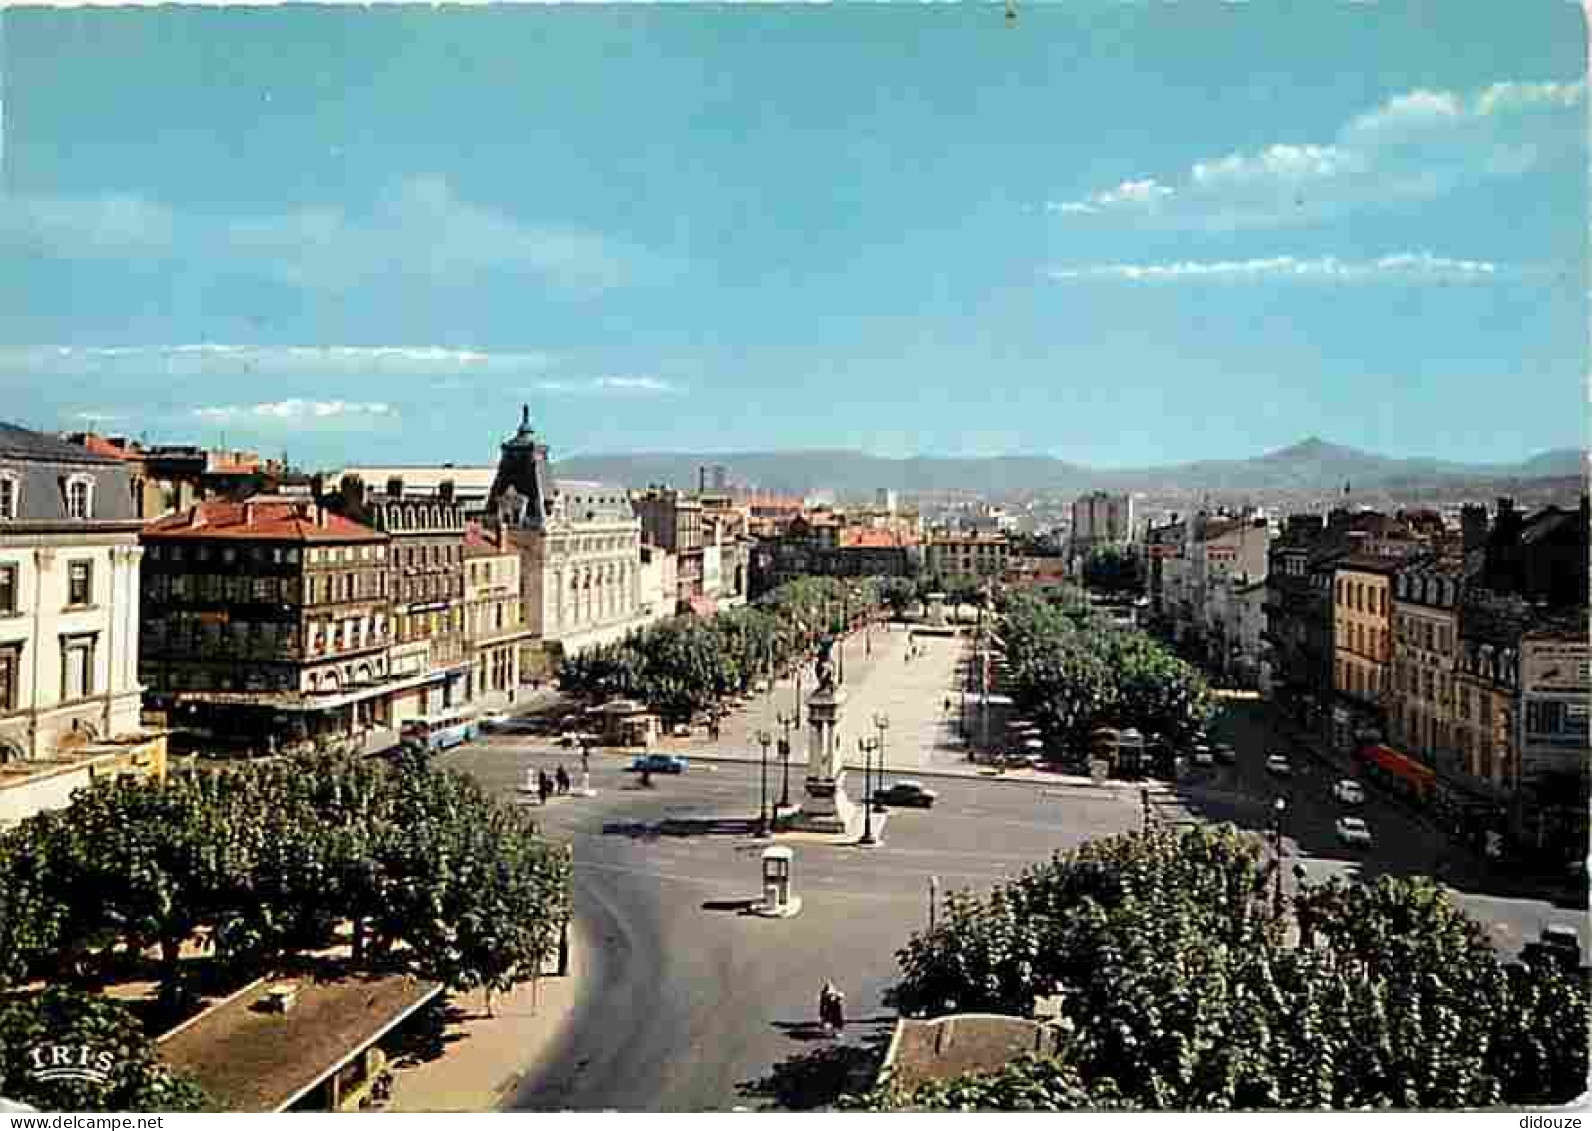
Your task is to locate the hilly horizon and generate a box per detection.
[551,436,1585,496]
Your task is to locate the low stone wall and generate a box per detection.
[878,1013,1066,1092]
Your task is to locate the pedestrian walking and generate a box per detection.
[538,770,552,806]
[555,765,570,795]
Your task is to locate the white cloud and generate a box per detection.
[0,343,556,378]
[193,400,395,424]
[228,176,658,295]
[1049,79,1585,228]
[3,176,670,297]
[1046,252,1501,283]
[532,375,681,396]
[0,193,176,257]
[68,410,125,423]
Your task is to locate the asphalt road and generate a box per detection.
[441,737,1146,1112]
[433,633,1586,1111]
[1167,698,1589,960]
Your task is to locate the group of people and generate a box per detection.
[536,765,573,805]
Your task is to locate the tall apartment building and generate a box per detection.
[324,475,471,719]
[1389,555,1468,775]
[633,487,705,609]
[1330,554,1399,752]
[1070,492,1135,552]
[925,533,1009,587]
[140,498,398,754]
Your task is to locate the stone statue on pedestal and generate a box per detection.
[814,636,837,694]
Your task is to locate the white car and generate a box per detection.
[1335,816,1373,847]
[1265,754,1293,777]
[1192,747,1215,768]
[1333,779,1366,806]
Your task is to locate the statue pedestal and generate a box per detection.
[785,685,858,834]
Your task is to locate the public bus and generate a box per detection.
[400,713,479,754]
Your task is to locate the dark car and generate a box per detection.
[1213,743,1237,765]
[872,780,938,809]
[629,753,688,774]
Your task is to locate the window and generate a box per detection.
[0,474,18,520]
[60,634,95,700]
[0,565,15,615]
[67,560,93,607]
[0,644,19,712]
[65,476,93,519]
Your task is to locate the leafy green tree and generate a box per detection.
[869,827,1588,1111]
[0,988,208,1112]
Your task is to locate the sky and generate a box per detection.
[1,1,1587,470]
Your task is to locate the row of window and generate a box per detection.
[1395,572,1458,607]
[1395,613,1453,655]
[0,561,96,615]
[0,634,97,713]
[146,542,388,566]
[1335,657,1387,699]
[0,473,96,522]
[394,542,462,570]
[377,501,462,533]
[1336,578,1389,616]
[550,534,639,556]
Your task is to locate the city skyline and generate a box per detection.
[2,3,1587,468]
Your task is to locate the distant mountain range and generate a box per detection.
[552,437,1585,497]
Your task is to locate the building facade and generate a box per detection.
[486,407,648,664]
[1070,492,1135,552]
[140,499,401,754]
[1389,556,1465,774]
[462,524,532,709]
[633,488,704,608]
[0,425,149,763]
[924,533,1009,587]
[324,476,471,719]
[1331,555,1398,751]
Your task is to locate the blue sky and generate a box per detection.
[2,2,1586,470]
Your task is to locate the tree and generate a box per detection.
[0,988,208,1112]
[867,826,1588,1111]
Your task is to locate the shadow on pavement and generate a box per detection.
[700,898,758,914]
[739,1022,896,1110]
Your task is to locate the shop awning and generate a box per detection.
[1357,744,1435,789]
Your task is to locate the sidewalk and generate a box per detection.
[385,922,588,1112]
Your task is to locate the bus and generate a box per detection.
[400,713,480,754]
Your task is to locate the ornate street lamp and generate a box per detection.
[756,728,773,837]
[857,735,880,846]
[872,712,891,812]
[1272,796,1288,915]
[776,711,797,809]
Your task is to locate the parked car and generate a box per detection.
[1335,816,1373,847]
[1191,747,1215,768]
[1265,754,1293,777]
[477,710,511,732]
[1333,779,1366,806]
[1523,924,1584,970]
[1213,743,1237,765]
[629,753,688,774]
[871,780,938,809]
[559,731,598,748]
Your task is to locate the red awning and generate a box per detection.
[1359,744,1435,788]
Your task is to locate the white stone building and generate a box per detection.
[0,425,165,825]
[485,408,652,665]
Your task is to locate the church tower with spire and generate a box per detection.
[487,404,556,531]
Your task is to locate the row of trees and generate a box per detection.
[999,589,1217,758]
[559,577,883,719]
[0,755,572,1005]
[861,825,1586,1110]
